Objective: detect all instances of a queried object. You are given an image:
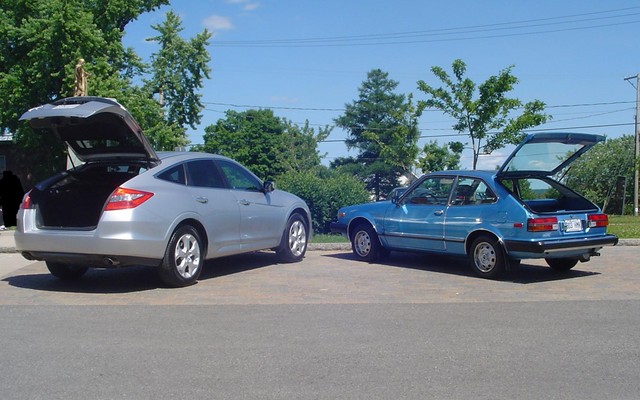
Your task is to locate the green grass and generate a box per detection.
[607,215,640,239]
[310,233,348,243]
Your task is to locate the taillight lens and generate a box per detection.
[527,217,558,232]
[104,187,153,211]
[588,214,608,228]
[20,191,33,209]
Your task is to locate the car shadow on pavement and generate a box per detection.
[3,251,282,293]
[324,251,600,284]
[3,265,161,293]
[198,251,280,281]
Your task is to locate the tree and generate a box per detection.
[145,10,211,150]
[417,59,550,169]
[418,141,463,173]
[563,135,637,214]
[0,1,211,184]
[334,69,419,200]
[196,109,329,180]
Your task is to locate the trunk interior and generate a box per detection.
[523,197,597,214]
[500,176,599,214]
[30,162,143,229]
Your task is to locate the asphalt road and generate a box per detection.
[1,246,639,399]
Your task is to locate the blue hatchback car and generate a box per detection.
[330,132,619,279]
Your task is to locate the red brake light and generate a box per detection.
[588,214,608,228]
[104,187,153,211]
[527,217,558,232]
[20,191,33,209]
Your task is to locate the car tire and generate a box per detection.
[545,257,579,271]
[158,225,203,288]
[276,213,308,263]
[351,223,382,262]
[470,235,506,279]
[45,262,88,280]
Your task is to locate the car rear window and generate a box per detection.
[157,164,186,185]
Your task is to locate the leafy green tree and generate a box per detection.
[196,109,329,180]
[417,59,550,169]
[276,168,370,234]
[0,1,212,184]
[280,120,331,172]
[418,140,464,173]
[563,135,636,214]
[1,0,168,181]
[145,10,211,150]
[0,0,166,130]
[334,69,419,200]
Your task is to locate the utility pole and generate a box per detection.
[624,74,640,216]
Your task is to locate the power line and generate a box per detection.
[204,100,635,113]
[203,102,343,112]
[211,7,640,47]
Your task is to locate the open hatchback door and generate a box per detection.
[497,132,605,177]
[20,96,159,164]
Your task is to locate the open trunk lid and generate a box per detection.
[497,132,605,177]
[20,96,159,164]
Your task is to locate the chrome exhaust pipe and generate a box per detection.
[103,257,120,266]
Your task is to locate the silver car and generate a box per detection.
[16,97,311,287]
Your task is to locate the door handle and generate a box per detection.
[434,210,444,216]
[239,199,251,206]
[196,196,208,204]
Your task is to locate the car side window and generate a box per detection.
[216,160,262,191]
[403,177,453,206]
[185,160,225,188]
[156,164,186,185]
[451,177,497,205]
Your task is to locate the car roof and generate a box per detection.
[156,151,235,163]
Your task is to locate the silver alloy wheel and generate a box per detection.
[474,241,497,273]
[174,233,201,279]
[288,219,307,257]
[354,230,372,257]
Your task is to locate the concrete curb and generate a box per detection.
[0,232,637,255]
[308,239,640,251]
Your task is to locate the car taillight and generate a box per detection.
[588,214,608,228]
[20,191,33,209]
[104,187,154,211]
[527,217,558,232]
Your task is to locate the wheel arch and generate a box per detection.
[347,216,379,242]
[290,207,312,232]
[465,229,503,257]
[174,218,209,258]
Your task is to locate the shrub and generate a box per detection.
[277,169,369,234]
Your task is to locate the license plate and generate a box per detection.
[564,219,582,232]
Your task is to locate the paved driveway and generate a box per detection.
[1,246,639,400]
[1,245,638,305]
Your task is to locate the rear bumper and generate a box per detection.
[20,250,161,268]
[503,234,618,255]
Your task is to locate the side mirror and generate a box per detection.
[391,190,404,205]
[263,181,275,193]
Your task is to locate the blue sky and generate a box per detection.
[123,0,640,170]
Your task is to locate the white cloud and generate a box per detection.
[225,0,260,11]
[203,15,234,31]
[243,3,260,11]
